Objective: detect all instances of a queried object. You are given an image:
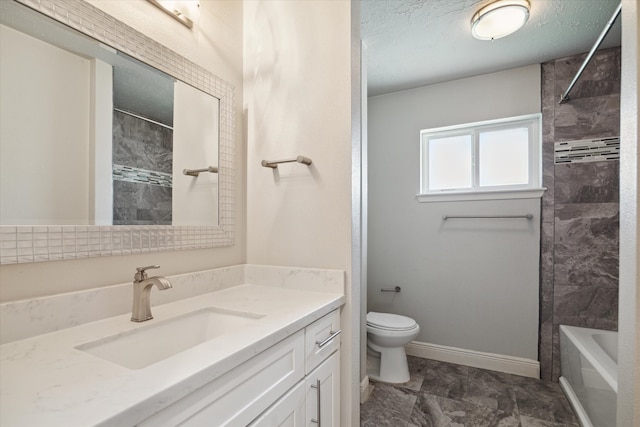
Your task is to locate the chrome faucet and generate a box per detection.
[131,265,173,322]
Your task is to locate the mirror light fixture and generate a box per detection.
[471,0,530,40]
[147,0,200,29]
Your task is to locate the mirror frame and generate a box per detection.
[0,0,235,265]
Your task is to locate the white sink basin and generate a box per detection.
[76,308,265,369]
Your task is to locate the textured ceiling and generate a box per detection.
[362,0,622,96]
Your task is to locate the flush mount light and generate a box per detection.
[471,0,530,40]
[147,0,200,29]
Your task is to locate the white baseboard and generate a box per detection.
[360,375,373,403]
[406,340,540,378]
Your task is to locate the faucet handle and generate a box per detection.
[135,265,160,282]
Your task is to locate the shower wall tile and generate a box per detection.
[554,244,618,288]
[541,145,555,223]
[554,162,619,203]
[539,300,554,381]
[554,95,621,141]
[553,48,621,100]
[551,328,561,381]
[539,60,556,381]
[113,179,172,225]
[553,285,618,330]
[540,225,554,302]
[541,61,556,212]
[112,111,173,173]
[112,111,173,225]
[554,203,619,247]
[541,62,557,109]
[539,47,620,382]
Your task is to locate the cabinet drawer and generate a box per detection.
[305,310,340,374]
[248,381,306,426]
[138,330,305,427]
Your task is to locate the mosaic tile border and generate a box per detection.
[113,164,173,188]
[554,137,620,164]
[1,0,235,264]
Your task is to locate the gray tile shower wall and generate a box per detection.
[112,111,173,173]
[540,47,620,381]
[112,110,173,225]
[113,181,172,225]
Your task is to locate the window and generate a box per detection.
[418,114,542,202]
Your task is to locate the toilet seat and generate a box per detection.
[367,311,417,331]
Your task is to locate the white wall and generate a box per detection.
[172,81,220,226]
[617,1,639,424]
[368,65,541,360]
[0,0,245,302]
[0,25,91,225]
[243,1,357,424]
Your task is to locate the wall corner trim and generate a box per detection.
[406,341,540,379]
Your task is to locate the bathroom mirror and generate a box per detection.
[0,0,235,264]
[1,0,220,226]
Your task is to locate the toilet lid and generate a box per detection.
[366,312,417,331]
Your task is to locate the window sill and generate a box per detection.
[416,188,547,203]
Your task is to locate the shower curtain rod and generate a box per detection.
[559,2,622,104]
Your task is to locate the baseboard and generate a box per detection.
[360,375,373,403]
[406,340,540,378]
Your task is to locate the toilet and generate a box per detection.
[366,311,420,383]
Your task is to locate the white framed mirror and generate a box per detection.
[0,0,235,264]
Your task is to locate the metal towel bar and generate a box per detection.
[261,155,312,169]
[442,214,533,220]
[381,286,401,293]
[183,166,218,177]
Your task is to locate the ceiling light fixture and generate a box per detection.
[471,0,530,40]
[147,0,199,29]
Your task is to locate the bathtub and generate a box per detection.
[559,325,618,427]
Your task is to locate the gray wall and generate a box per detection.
[540,47,621,381]
[368,65,542,360]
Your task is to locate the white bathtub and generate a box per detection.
[559,325,618,427]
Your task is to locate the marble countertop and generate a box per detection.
[0,284,344,426]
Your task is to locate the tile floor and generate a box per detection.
[360,356,579,427]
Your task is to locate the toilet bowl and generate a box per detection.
[366,311,420,383]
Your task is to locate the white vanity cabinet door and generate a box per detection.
[138,330,304,427]
[248,382,306,427]
[305,350,340,427]
[304,310,341,374]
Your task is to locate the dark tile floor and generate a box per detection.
[360,356,579,427]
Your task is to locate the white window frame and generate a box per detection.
[417,113,545,203]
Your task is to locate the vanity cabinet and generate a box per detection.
[248,381,306,426]
[137,331,305,427]
[136,309,341,427]
[251,310,341,427]
[249,351,340,427]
